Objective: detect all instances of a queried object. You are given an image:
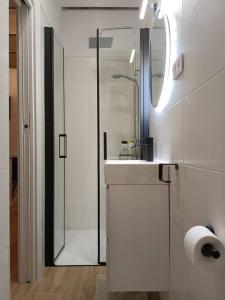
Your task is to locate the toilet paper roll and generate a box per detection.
[184,226,225,272]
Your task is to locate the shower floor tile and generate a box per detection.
[55,229,104,266]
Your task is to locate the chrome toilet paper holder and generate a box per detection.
[201,226,221,260]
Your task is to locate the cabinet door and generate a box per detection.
[107,185,169,292]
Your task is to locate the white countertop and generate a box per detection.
[105,159,164,165]
[104,160,168,185]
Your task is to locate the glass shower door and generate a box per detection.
[45,27,66,265]
[97,27,140,264]
[54,34,66,261]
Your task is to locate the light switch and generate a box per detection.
[173,53,184,80]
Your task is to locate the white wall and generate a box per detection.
[63,10,139,231]
[0,0,10,298]
[149,1,225,299]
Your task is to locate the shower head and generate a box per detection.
[112,74,122,79]
[112,74,138,84]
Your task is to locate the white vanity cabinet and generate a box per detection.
[105,161,169,292]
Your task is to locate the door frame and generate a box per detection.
[16,0,38,283]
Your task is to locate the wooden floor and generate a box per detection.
[11,267,161,300]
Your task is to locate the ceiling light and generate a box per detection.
[158,9,164,19]
[129,49,135,64]
[139,0,148,20]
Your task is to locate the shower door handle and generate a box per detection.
[59,134,67,158]
[104,132,107,160]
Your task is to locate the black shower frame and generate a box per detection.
[44,27,66,266]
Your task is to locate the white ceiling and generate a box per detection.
[61,0,142,8]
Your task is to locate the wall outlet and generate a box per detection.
[173,53,184,80]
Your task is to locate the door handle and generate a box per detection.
[158,163,179,184]
[104,132,107,160]
[59,134,67,158]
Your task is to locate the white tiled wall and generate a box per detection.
[0,0,10,298]
[65,57,98,230]
[150,0,225,299]
[63,10,139,230]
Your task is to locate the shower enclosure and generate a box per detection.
[44,25,150,266]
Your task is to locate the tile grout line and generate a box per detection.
[184,0,204,26]
[151,65,225,119]
[179,163,225,175]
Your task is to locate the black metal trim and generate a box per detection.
[62,6,139,10]
[96,30,106,265]
[103,132,107,160]
[158,163,179,184]
[44,27,55,266]
[97,28,101,265]
[59,134,67,158]
[140,28,151,160]
[63,47,66,255]
[45,28,66,266]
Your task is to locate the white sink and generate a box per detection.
[105,160,168,185]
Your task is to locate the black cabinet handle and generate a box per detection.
[158,163,179,184]
[59,134,67,158]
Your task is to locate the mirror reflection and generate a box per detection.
[151,10,169,108]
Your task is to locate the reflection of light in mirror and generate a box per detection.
[158,9,163,20]
[155,13,171,113]
[129,49,136,64]
[139,0,148,20]
[161,0,179,43]
[155,1,179,113]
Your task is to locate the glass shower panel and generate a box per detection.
[54,35,66,260]
[98,28,140,263]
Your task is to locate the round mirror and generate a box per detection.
[150,10,170,108]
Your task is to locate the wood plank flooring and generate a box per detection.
[11,267,161,300]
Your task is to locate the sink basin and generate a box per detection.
[105,160,168,185]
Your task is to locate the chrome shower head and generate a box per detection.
[112,74,122,79]
[112,74,138,84]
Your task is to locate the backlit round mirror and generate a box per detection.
[150,9,170,108]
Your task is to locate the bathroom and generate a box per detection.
[1,0,225,299]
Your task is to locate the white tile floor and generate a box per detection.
[55,229,106,266]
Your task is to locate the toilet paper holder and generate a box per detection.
[202,226,221,260]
